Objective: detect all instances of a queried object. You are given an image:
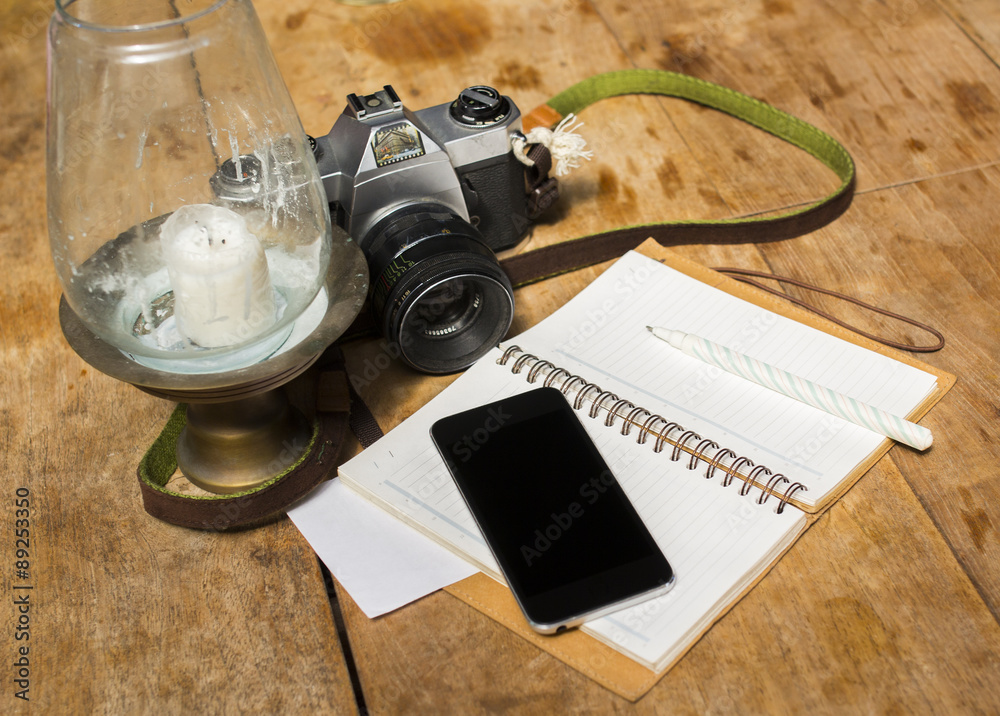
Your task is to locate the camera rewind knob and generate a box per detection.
[451,86,510,126]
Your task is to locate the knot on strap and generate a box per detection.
[512,113,593,176]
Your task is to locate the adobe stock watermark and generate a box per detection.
[349,2,408,51]
[547,0,590,30]
[875,0,923,32]
[1,0,50,53]
[785,413,848,464]
[564,115,630,164]
[348,337,410,393]
[679,310,778,403]
[608,585,677,647]
[11,487,34,702]
[665,0,752,68]
[445,405,513,463]
[564,262,654,352]
[59,68,164,174]
[725,499,759,537]
[519,468,616,567]
[412,402,514,507]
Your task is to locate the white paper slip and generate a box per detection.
[288,479,477,618]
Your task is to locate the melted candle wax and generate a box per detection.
[159,204,276,349]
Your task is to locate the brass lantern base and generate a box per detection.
[59,227,368,495]
[177,391,312,494]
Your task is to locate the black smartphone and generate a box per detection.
[430,386,675,634]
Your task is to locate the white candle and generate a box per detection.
[159,204,276,348]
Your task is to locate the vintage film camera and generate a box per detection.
[310,85,539,374]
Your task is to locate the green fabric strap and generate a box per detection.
[137,405,317,496]
[502,69,856,287]
[139,404,186,488]
[546,69,854,186]
[135,351,354,530]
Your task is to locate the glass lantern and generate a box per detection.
[47,0,332,373]
[46,0,369,494]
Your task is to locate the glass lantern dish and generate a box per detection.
[48,0,335,373]
[47,0,367,493]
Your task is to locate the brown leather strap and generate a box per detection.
[713,267,946,352]
[503,68,857,287]
[138,407,349,530]
[348,384,385,449]
[137,348,354,530]
[500,172,856,288]
[524,143,560,219]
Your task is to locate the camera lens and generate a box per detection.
[363,205,514,374]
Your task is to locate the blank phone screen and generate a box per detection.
[431,387,673,629]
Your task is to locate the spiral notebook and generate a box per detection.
[337,242,953,697]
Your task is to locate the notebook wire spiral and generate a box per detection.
[498,345,808,513]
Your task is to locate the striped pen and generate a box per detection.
[647,327,933,451]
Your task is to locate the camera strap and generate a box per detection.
[507,70,944,352]
[136,348,355,530]
[503,68,857,287]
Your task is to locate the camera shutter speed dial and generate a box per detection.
[450,86,511,126]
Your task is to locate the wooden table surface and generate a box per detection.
[3,0,1000,712]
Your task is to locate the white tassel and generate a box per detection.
[512,113,593,176]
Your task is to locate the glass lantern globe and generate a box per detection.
[46,0,332,374]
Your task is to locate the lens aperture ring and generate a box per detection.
[370,233,499,321]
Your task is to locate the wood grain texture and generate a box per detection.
[594,0,1000,622]
[939,0,1000,61]
[307,0,1000,711]
[7,0,1000,711]
[331,451,1000,714]
[758,170,1000,619]
[0,1,358,712]
[593,0,1000,192]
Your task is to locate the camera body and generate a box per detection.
[310,85,532,374]
[312,85,529,254]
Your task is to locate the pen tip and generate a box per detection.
[646,326,654,332]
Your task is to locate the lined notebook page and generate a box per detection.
[338,345,808,670]
[512,252,939,506]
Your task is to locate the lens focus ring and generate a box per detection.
[362,205,514,374]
